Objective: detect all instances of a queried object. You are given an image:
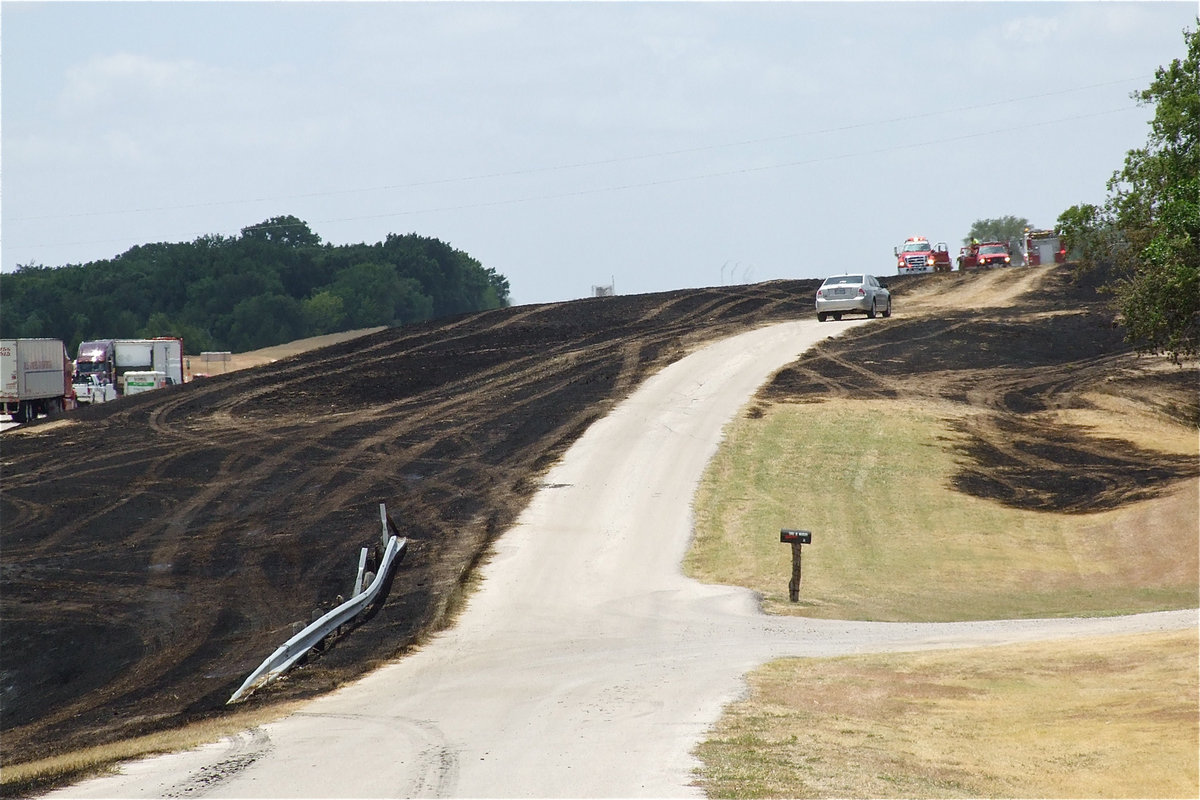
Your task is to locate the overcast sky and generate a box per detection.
[3,2,1195,305]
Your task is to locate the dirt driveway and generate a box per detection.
[3,265,1196,787]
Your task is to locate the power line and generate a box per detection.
[7,75,1148,225]
[8,104,1137,256]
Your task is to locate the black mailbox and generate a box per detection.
[780,529,811,544]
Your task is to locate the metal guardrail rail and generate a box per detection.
[228,503,407,704]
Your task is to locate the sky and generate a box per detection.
[2,2,1196,306]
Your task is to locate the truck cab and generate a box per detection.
[958,241,1012,270]
[73,340,118,404]
[895,237,952,274]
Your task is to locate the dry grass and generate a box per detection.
[686,399,1199,621]
[0,702,300,796]
[694,629,1199,799]
[191,326,384,376]
[688,390,1198,798]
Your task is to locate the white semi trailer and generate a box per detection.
[1,338,77,422]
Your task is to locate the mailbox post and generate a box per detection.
[779,529,811,602]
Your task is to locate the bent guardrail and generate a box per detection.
[228,503,407,704]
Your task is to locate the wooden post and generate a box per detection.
[788,541,802,602]
[780,529,811,603]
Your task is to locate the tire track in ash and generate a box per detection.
[758,269,1198,514]
[165,286,815,527]
[2,282,828,762]
[184,287,809,583]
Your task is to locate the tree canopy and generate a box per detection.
[1059,23,1198,361]
[0,216,511,355]
[964,216,1032,261]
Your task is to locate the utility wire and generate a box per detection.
[10,104,1136,255]
[8,75,1147,225]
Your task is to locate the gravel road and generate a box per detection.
[48,319,1196,798]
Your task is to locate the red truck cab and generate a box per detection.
[958,241,1012,270]
[894,237,952,274]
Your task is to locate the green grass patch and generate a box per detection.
[686,399,1198,621]
[694,629,1199,799]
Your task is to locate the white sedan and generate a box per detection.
[815,273,891,321]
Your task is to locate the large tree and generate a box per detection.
[964,216,1032,262]
[1080,24,1198,361]
[0,218,510,355]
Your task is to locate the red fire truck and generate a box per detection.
[894,236,953,274]
[958,241,1013,270]
[1023,229,1067,265]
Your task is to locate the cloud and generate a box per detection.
[59,52,206,115]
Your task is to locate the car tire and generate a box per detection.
[834,312,842,321]
[883,299,892,318]
[817,312,827,322]
[867,300,877,319]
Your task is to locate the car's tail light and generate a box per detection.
[858,288,865,296]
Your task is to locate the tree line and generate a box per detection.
[1057,23,1198,362]
[963,26,1196,362]
[0,216,511,355]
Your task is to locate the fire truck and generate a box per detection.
[894,236,953,274]
[958,241,1013,270]
[1023,229,1067,265]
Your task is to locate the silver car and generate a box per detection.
[815,273,891,321]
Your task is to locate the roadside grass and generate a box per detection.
[693,629,1199,799]
[0,703,300,798]
[685,399,1199,621]
[688,398,1198,798]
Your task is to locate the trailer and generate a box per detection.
[123,371,168,395]
[1,338,77,423]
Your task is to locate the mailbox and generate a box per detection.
[780,529,811,544]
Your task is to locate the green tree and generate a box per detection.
[1104,24,1199,360]
[0,217,508,352]
[227,293,304,351]
[301,290,347,336]
[964,216,1031,261]
[1056,203,1104,261]
[240,215,322,248]
[330,261,405,328]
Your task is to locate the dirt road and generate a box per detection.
[43,317,1195,798]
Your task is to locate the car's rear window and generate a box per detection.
[823,275,863,285]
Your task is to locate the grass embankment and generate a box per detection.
[696,630,1198,799]
[686,400,1198,620]
[687,399,1199,798]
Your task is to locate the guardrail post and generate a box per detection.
[355,547,369,597]
[379,502,399,547]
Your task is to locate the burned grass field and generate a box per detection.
[2,265,1195,785]
[3,280,822,766]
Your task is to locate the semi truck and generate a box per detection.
[894,236,953,274]
[1,338,77,423]
[73,338,184,404]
